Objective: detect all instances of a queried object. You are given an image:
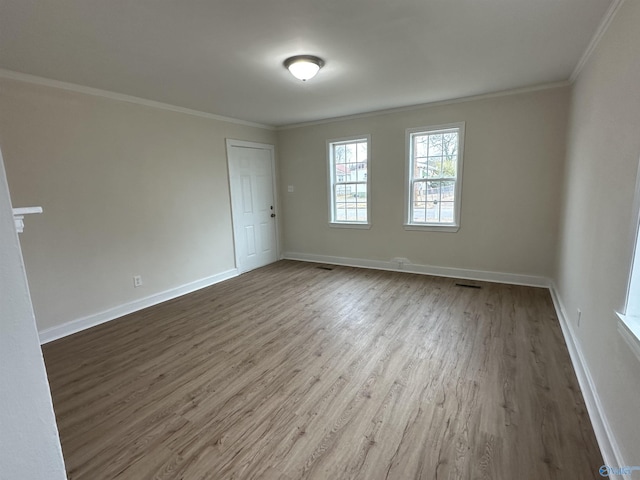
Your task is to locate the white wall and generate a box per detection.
[555,0,640,466]
[278,87,569,280]
[0,150,67,479]
[0,78,276,336]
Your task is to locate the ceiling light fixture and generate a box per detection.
[284,55,324,81]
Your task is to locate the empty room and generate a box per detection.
[1,0,639,479]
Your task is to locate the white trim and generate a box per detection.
[569,0,626,83]
[0,68,570,133]
[226,139,276,150]
[616,312,640,364]
[226,139,280,274]
[329,222,371,230]
[277,81,570,130]
[282,252,549,287]
[38,269,238,344]
[548,283,628,479]
[403,224,460,233]
[0,68,274,130]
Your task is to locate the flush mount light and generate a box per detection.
[284,55,324,81]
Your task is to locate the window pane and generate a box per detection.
[335,202,347,222]
[357,142,367,163]
[355,183,367,222]
[440,202,454,223]
[410,180,455,224]
[336,183,348,199]
[346,143,356,163]
[427,157,443,178]
[426,181,441,203]
[334,144,345,163]
[335,163,348,182]
[415,159,427,179]
[442,133,458,178]
[345,185,357,203]
[443,132,458,158]
[412,181,427,223]
[335,179,370,223]
[428,134,443,156]
[346,203,357,221]
[441,180,455,202]
[413,181,426,201]
[426,200,440,222]
[416,180,441,223]
[415,135,428,158]
[412,203,426,223]
[443,156,457,178]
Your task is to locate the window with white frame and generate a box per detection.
[618,167,640,360]
[405,123,465,231]
[618,260,640,363]
[328,136,370,227]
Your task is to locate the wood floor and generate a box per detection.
[43,260,602,480]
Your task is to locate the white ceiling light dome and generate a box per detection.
[284,55,325,81]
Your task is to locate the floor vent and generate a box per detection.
[316,266,334,271]
[455,283,481,289]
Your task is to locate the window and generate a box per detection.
[618,167,640,361]
[405,123,465,232]
[328,135,370,228]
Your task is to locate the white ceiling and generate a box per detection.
[0,0,613,127]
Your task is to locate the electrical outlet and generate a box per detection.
[577,308,582,327]
[133,275,142,288]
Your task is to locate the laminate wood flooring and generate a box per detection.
[43,260,603,479]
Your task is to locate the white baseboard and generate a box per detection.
[38,268,238,344]
[282,252,550,288]
[548,283,627,479]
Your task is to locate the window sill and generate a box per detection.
[403,223,460,233]
[329,222,371,230]
[616,311,640,364]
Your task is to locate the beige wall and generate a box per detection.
[0,78,276,332]
[278,87,569,278]
[555,0,640,464]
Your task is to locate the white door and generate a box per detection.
[226,140,278,273]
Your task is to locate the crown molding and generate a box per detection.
[277,81,570,130]
[0,68,275,130]
[570,0,625,83]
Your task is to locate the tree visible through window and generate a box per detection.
[406,123,464,231]
[328,136,370,226]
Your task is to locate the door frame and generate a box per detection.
[226,139,280,273]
